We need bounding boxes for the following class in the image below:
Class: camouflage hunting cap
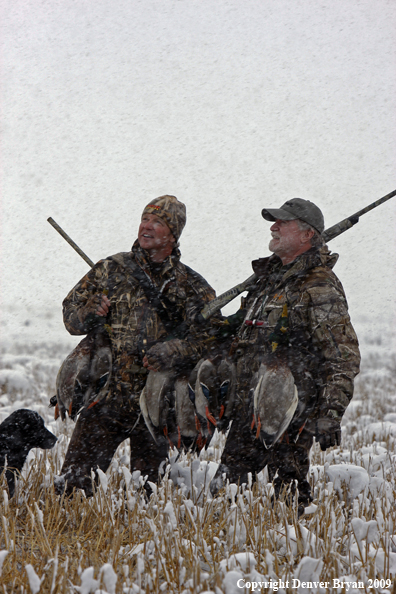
[261,198,325,234]
[142,195,187,241]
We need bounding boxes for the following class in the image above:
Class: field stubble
[0,331,395,593]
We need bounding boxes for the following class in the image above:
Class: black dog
[0,409,57,497]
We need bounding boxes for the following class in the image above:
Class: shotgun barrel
[47,217,95,268]
[201,188,396,319]
[49,188,396,320]
[322,188,396,243]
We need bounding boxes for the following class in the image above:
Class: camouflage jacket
[63,242,216,393]
[231,246,360,423]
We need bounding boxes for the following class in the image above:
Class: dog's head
[0,409,57,451]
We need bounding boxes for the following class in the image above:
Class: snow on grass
[0,309,395,592]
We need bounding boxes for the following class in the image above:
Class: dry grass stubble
[0,349,395,592]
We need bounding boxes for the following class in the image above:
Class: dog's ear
[9,411,38,448]
[3,425,25,450]
[21,411,57,449]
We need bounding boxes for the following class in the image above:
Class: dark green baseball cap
[262,198,325,234]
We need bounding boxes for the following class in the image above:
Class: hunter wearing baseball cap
[210,195,360,520]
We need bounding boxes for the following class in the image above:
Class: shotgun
[199,188,396,319]
[48,188,396,320]
[47,217,95,268]
[322,188,396,243]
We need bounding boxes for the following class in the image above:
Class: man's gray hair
[297,219,324,248]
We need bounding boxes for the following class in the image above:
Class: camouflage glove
[145,340,181,372]
[315,416,341,451]
[79,294,103,321]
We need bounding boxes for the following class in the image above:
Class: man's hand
[142,354,160,372]
[315,417,341,451]
[84,294,110,318]
[143,342,172,372]
[80,294,111,331]
[96,295,110,317]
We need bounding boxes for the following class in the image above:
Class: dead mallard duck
[251,359,298,448]
[188,357,237,440]
[54,327,112,421]
[140,370,198,449]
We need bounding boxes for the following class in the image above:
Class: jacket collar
[131,240,181,276]
[252,245,339,283]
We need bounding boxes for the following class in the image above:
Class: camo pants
[214,413,314,506]
[57,385,169,497]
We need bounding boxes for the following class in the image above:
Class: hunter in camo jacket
[211,198,361,513]
[58,195,216,496]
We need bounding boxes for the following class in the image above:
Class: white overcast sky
[1,0,395,341]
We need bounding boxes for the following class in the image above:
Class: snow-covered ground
[0,307,395,593]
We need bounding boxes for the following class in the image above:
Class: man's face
[138,213,175,256]
[269,219,312,263]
